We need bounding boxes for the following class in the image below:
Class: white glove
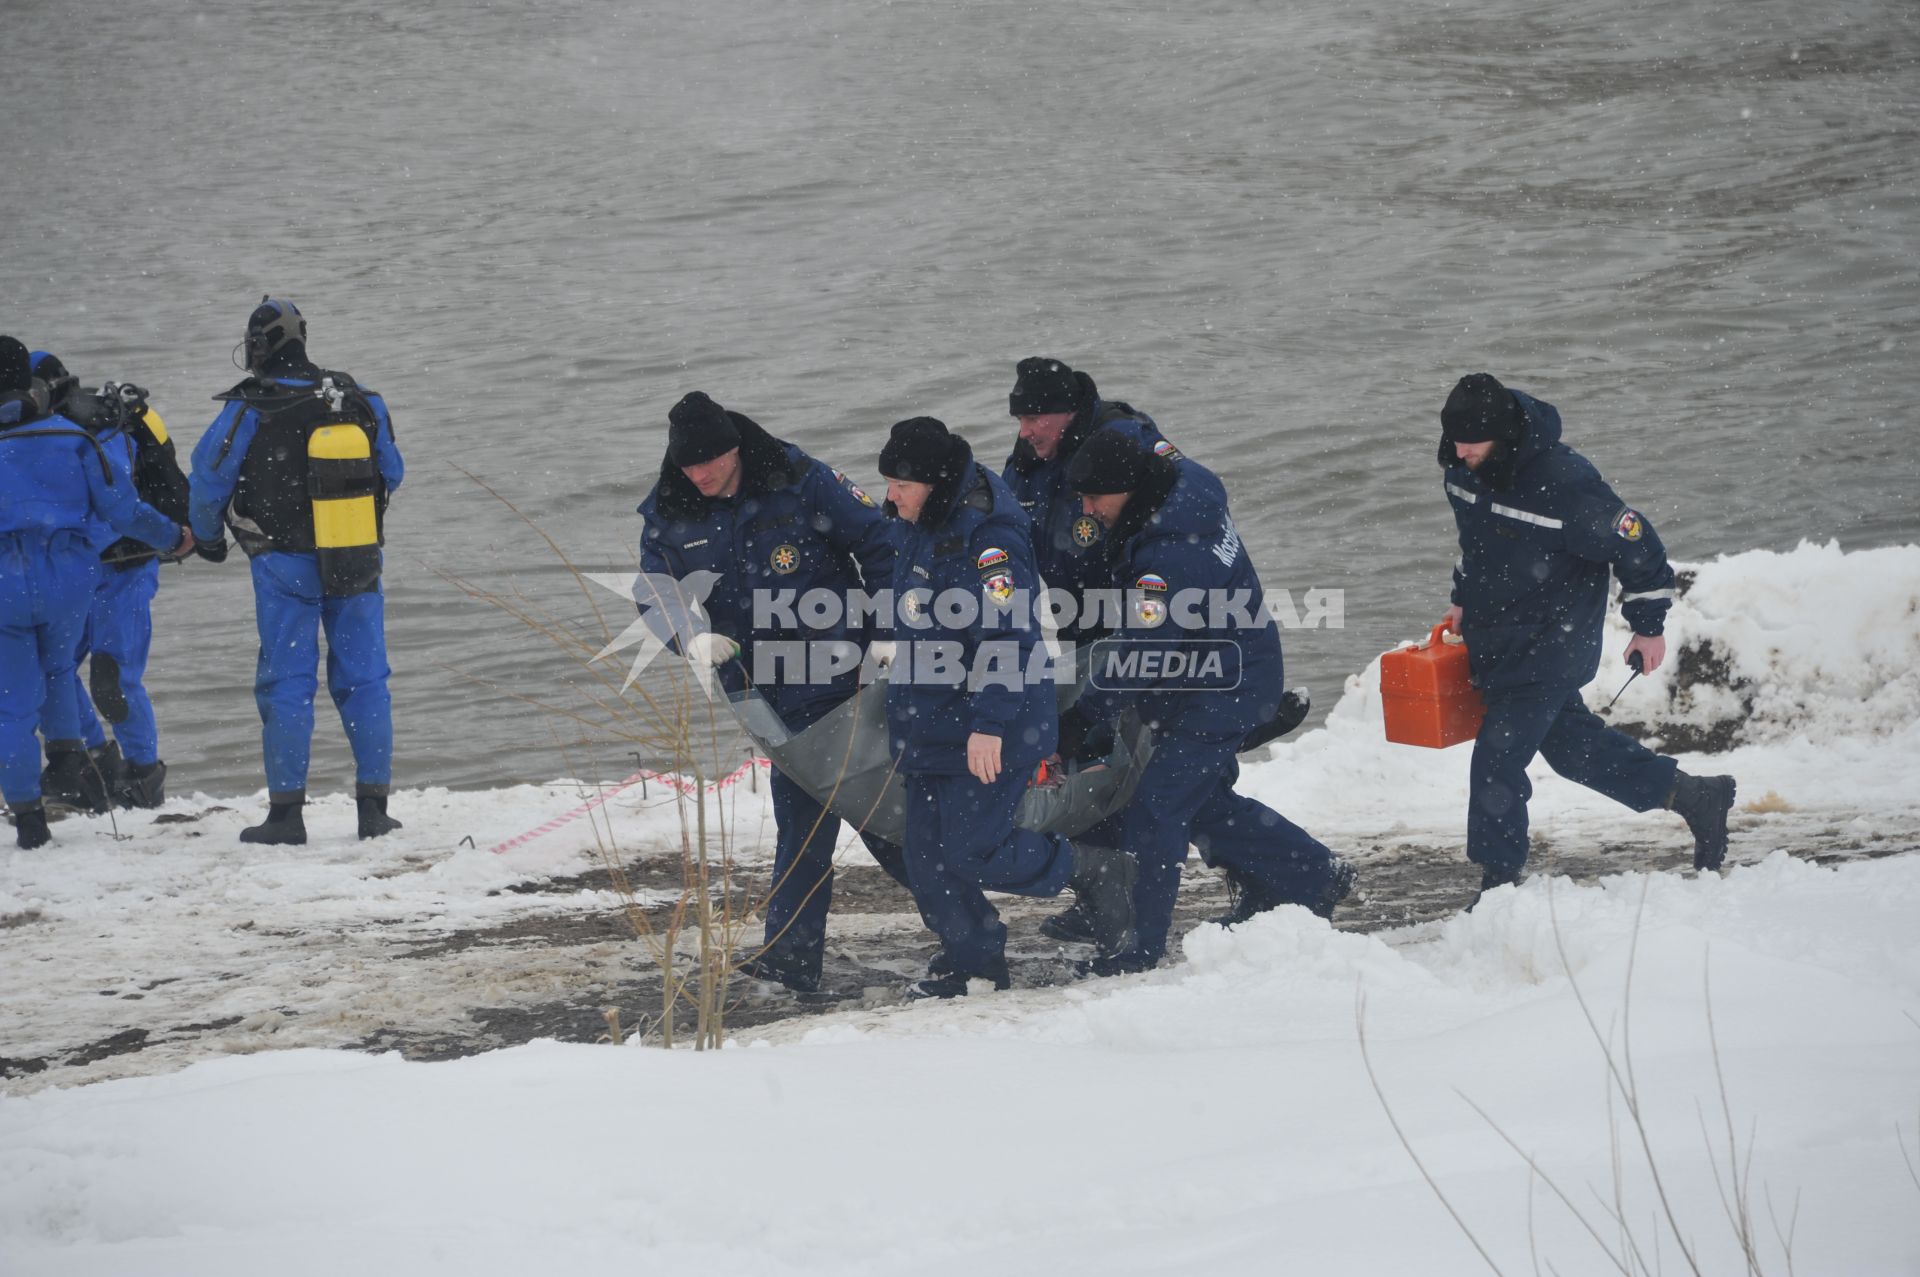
[686,632,739,667]
[867,640,897,668]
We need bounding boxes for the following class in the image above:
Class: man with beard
[1436,373,1737,903]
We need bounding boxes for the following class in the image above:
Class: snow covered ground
[3,541,1918,1274]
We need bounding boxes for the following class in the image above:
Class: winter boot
[1467,861,1524,912]
[356,793,402,841]
[907,954,1011,1000]
[240,800,307,846]
[1037,893,1097,944]
[90,741,126,800]
[1070,843,1138,961]
[1669,772,1737,872]
[115,759,167,810]
[732,948,820,994]
[13,803,52,850]
[1307,858,1359,922]
[40,742,110,815]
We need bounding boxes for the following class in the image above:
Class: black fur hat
[1009,356,1083,416]
[878,416,963,484]
[1441,373,1526,445]
[1068,425,1155,494]
[667,391,743,466]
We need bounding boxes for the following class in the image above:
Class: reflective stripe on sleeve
[1620,588,1677,603]
[1490,502,1564,529]
[1445,482,1477,504]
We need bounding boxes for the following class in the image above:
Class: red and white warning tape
[488,756,772,855]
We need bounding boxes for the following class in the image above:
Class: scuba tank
[215,371,386,595]
[307,381,382,596]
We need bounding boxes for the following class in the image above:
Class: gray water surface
[5,0,1916,795]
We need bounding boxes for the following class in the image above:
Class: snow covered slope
[1,542,1916,1274]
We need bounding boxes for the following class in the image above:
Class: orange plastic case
[1380,622,1486,748]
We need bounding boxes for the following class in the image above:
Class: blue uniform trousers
[759,696,911,983]
[250,551,393,799]
[902,769,1076,977]
[0,534,96,804]
[1121,726,1341,965]
[1469,684,1679,875]
[73,562,161,764]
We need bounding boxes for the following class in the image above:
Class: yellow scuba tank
[308,417,382,596]
[139,406,168,444]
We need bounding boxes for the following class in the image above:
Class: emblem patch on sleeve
[983,571,1015,604]
[1132,573,1169,627]
[976,547,1009,571]
[1614,509,1645,542]
[770,544,800,574]
[1151,439,1183,460]
[832,469,876,507]
[1071,515,1102,548]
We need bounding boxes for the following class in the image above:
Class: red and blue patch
[976,547,1010,571]
[1135,573,1168,592]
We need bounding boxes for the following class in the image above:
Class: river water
[4,0,1916,795]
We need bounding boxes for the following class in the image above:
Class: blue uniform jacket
[1074,460,1285,737]
[639,418,895,720]
[189,376,403,543]
[887,445,1055,775]
[0,411,180,552]
[1444,390,1675,694]
[1002,397,1178,626]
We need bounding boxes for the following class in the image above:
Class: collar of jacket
[654,410,803,520]
[1100,451,1181,560]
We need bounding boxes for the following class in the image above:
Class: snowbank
[2,541,1917,1274]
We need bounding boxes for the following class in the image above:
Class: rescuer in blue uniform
[1001,357,1316,944]
[1065,426,1355,972]
[639,391,908,993]
[878,416,1136,997]
[1,335,190,849]
[30,352,192,810]
[1437,374,1738,901]
[188,299,403,845]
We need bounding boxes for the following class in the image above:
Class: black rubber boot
[1670,772,1737,872]
[90,741,126,800]
[41,743,109,815]
[1071,843,1138,962]
[240,801,307,845]
[115,759,167,809]
[1037,894,1097,944]
[1467,861,1524,912]
[733,949,820,994]
[356,794,402,841]
[14,803,52,850]
[907,955,1011,1000]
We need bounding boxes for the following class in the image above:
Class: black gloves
[195,535,229,564]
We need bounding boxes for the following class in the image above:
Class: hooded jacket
[886,438,1054,775]
[638,410,895,719]
[1442,390,1675,694]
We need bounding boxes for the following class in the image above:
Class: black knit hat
[1068,425,1155,494]
[667,391,742,467]
[878,416,960,483]
[1441,373,1527,445]
[1009,356,1081,416]
[0,336,30,394]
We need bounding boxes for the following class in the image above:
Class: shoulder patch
[1135,572,1168,592]
[1151,439,1182,460]
[1614,508,1645,542]
[976,546,1009,571]
[831,468,876,508]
